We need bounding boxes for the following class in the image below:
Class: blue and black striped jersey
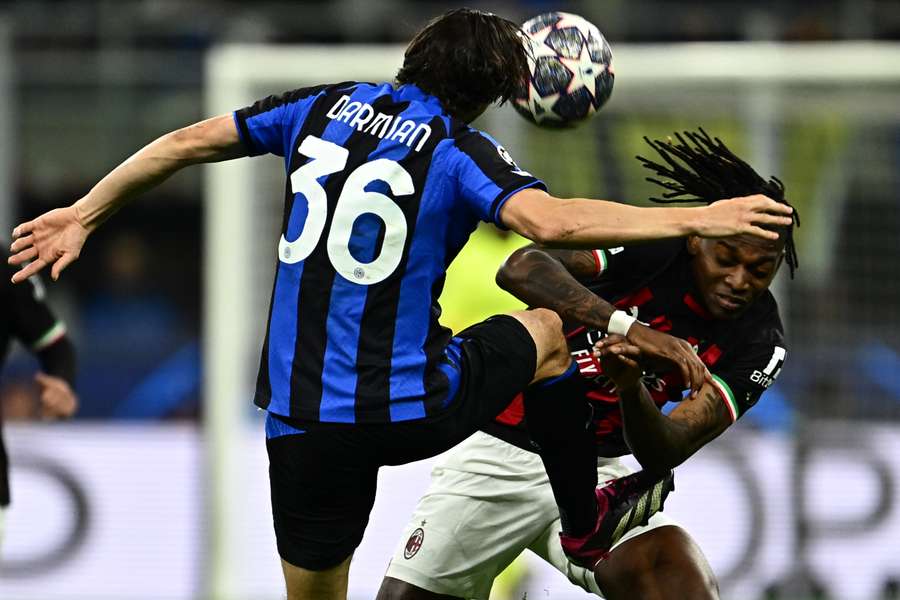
[234,82,546,423]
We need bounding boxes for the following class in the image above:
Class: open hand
[698,194,793,241]
[9,206,89,283]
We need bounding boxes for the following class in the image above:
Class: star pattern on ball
[554,12,597,39]
[558,42,607,98]
[513,12,614,126]
[526,26,562,62]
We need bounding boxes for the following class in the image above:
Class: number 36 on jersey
[279,134,414,286]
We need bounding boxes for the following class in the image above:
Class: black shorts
[266,314,537,570]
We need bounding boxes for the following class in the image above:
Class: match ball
[513,12,615,128]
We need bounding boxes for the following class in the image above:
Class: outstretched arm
[499,187,793,248]
[497,245,710,395]
[9,114,245,282]
[597,337,731,476]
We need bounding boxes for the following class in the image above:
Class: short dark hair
[396,8,528,120]
[637,128,800,278]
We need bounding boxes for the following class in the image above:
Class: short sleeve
[710,337,787,423]
[449,128,547,226]
[233,84,332,157]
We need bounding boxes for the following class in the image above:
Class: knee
[532,307,563,327]
[531,308,568,364]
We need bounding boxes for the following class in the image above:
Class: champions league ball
[513,12,615,128]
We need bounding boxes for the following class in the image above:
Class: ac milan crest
[403,527,425,559]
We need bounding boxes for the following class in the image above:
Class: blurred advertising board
[1,422,898,599]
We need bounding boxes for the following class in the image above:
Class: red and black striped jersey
[484,239,786,457]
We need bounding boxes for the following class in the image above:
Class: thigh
[266,414,380,571]
[595,525,718,600]
[381,316,539,466]
[384,433,555,599]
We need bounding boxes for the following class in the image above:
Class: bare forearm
[501,188,795,246]
[618,384,692,474]
[75,140,186,229]
[497,248,615,330]
[76,115,244,230]
[515,198,702,248]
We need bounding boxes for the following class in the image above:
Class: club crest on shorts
[404,527,425,559]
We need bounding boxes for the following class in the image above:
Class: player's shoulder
[629,238,686,268]
[735,291,785,347]
[606,238,686,278]
[241,81,358,117]
[448,123,498,147]
[445,123,522,168]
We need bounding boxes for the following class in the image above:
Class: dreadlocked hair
[636,127,800,278]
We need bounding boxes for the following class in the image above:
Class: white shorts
[385,431,678,599]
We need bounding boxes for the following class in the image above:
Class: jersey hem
[384,561,477,598]
[257,394,461,428]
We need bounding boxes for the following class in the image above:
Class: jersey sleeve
[233,84,332,157]
[1,258,66,351]
[710,330,787,423]
[449,128,547,226]
[588,239,683,284]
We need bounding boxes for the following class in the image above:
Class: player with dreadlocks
[379,129,798,600]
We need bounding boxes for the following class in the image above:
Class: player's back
[234,81,545,424]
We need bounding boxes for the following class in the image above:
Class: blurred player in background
[1,243,78,548]
[7,9,793,599]
[380,130,798,600]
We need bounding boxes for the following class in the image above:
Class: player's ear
[686,235,702,256]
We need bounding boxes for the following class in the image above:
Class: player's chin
[708,293,749,319]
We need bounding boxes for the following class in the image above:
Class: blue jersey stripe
[267,261,304,413]
[387,156,451,420]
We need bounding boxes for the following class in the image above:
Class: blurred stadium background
[2,1,900,599]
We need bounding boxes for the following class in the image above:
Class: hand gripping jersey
[485,239,787,457]
[233,82,546,424]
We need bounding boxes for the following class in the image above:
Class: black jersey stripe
[421,273,455,416]
[253,283,276,409]
[291,93,409,419]
[353,116,448,422]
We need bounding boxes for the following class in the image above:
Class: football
[513,12,615,128]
